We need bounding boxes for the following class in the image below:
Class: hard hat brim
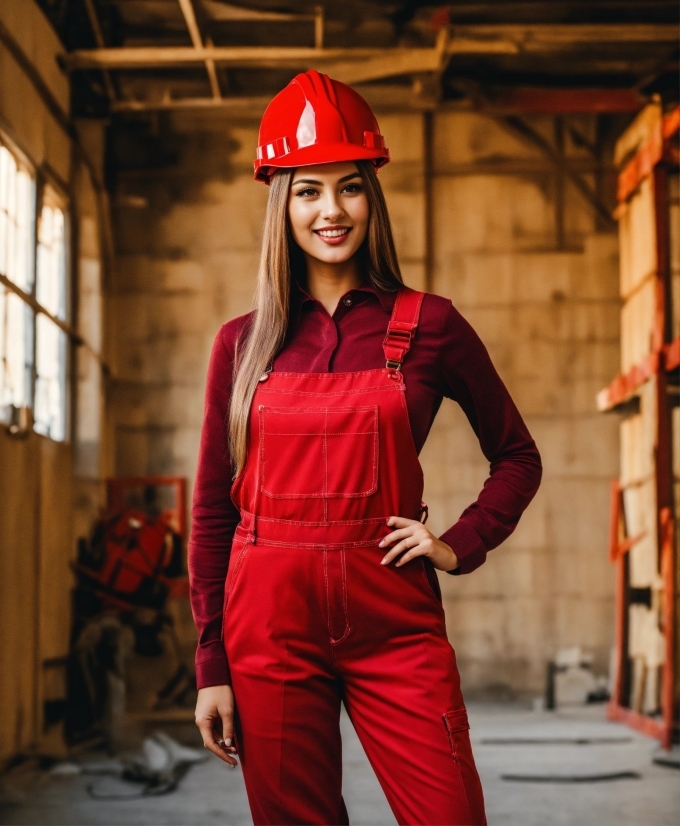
[254,142,390,183]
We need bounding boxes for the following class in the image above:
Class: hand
[379,516,459,572]
[195,685,238,766]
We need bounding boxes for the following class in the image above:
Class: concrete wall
[109,108,620,698]
[0,1,108,761]
[424,112,620,698]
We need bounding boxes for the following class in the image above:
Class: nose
[320,190,344,222]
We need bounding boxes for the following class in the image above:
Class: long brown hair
[228,160,403,477]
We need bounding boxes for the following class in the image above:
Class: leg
[338,549,486,826]
[343,659,485,826]
[225,542,348,825]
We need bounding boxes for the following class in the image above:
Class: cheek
[287,199,313,246]
[347,197,369,242]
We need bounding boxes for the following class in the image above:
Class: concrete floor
[1,705,678,826]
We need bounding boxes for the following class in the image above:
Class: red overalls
[226,288,486,826]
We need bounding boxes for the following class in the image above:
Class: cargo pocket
[443,708,485,825]
[259,405,378,499]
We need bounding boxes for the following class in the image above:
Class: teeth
[317,228,349,237]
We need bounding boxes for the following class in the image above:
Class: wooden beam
[453,23,679,48]
[111,95,270,112]
[177,0,202,49]
[177,0,221,100]
[82,0,116,101]
[321,49,442,86]
[63,23,678,79]
[63,45,407,71]
[499,114,617,228]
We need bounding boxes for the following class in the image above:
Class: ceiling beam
[451,23,678,47]
[110,94,270,112]
[63,23,678,77]
[82,0,116,101]
[63,45,442,71]
[177,0,221,100]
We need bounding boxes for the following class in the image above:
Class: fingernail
[378,540,384,547]
[225,738,232,747]
[381,557,387,565]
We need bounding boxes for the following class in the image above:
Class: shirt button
[342,296,352,306]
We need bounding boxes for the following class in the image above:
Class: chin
[310,243,361,265]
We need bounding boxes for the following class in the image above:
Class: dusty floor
[0,704,678,826]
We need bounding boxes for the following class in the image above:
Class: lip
[313,225,352,246]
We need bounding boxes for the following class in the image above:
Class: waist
[235,508,420,550]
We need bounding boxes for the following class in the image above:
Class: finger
[196,718,238,766]
[386,516,418,529]
[381,537,421,565]
[379,526,415,548]
[219,711,237,753]
[395,545,427,567]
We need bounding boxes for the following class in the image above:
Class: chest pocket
[259,406,379,499]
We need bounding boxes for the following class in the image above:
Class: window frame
[0,128,75,443]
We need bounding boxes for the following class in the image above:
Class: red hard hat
[254,70,390,183]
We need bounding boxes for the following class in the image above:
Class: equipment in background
[66,477,194,747]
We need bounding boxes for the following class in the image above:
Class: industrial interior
[0,1,678,823]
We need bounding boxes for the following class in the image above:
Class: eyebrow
[292,172,362,186]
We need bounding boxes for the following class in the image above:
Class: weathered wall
[424,113,620,697]
[0,1,108,761]
[110,108,620,697]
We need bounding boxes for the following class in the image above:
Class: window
[34,189,68,440]
[0,144,35,415]
[0,136,70,441]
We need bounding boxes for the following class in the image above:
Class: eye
[342,183,363,194]
[294,187,319,198]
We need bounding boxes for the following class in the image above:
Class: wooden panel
[621,277,658,372]
[0,431,40,761]
[618,176,657,300]
[623,481,658,588]
[38,438,74,660]
[614,102,663,168]
[620,381,656,486]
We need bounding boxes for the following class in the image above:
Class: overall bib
[226,288,486,826]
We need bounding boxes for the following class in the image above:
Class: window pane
[34,186,68,441]
[36,199,66,320]
[0,144,35,291]
[34,315,66,441]
[0,289,34,415]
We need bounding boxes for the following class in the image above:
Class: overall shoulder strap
[382,287,425,370]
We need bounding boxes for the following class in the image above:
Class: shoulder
[416,291,468,336]
[214,310,256,356]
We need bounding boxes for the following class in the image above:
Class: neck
[303,254,363,316]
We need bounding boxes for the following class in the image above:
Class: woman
[190,70,541,826]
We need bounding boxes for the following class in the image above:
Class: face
[287,162,369,265]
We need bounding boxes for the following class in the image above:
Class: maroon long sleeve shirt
[189,282,542,688]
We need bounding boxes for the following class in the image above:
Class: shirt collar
[291,278,397,315]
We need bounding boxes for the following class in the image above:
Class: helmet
[254,70,390,183]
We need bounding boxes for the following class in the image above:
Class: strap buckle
[386,326,414,342]
[386,359,402,370]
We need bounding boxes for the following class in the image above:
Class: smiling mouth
[314,227,351,238]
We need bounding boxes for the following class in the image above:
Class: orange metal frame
[604,108,679,749]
